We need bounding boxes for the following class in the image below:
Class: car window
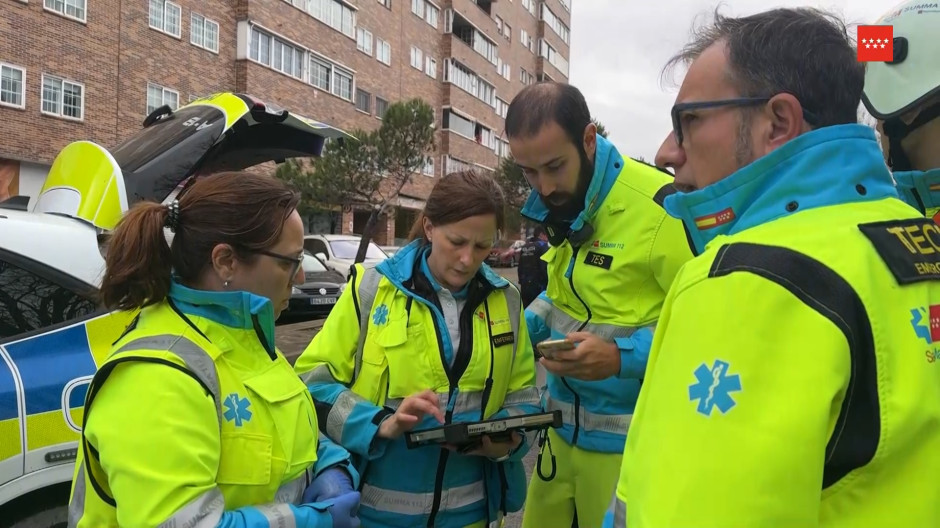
[302,253,328,273]
[0,257,99,340]
[329,240,387,260]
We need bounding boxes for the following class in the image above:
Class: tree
[493,157,529,210]
[592,118,610,138]
[275,98,435,266]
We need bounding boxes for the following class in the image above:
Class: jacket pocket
[371,318,440,400]
[218,432,274,485]
[243,359,319,482]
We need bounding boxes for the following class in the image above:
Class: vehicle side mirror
[315,252,328,261]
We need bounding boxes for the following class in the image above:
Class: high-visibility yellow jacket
[294,242,541,528]
[521,134,693,454]
[607,124,940,527]
[68,281,358,528]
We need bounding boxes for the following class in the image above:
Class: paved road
[274,266,539,527]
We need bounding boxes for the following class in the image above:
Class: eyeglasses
[671,97,770,147]
[254,249,304,278]
[670,96,820,147]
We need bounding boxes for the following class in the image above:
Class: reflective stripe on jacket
[294,241,541,528]
[520,135,694,453]
[68,282,358,528]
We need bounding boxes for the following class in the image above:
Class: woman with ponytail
[68,172,361,528]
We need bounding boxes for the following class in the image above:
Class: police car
[0,93,351,527]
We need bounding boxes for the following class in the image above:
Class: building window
[495,97,508,119]
[191,13,220,53]
[305,0,356,39]
[149,0,182,38]
[355,88,371,113]
[503,22,511,42]
[356,28,373,56]
[376,39,391,66]
[43,0,86,23]
[422,156,434,177]
[250,27,305,80]
[309,55,354,101]
[375,97,388,119]
[521,0,537,17]
[539,39,569,76]
[0,63,26,109]
[520,67,533,85]
[412,0,438,29]
[410,46,423,70]
[443,108,475,140]
[425,2,439,28]
[425,56,437,79]
[444,59,495,107]
[541,4,570,44]
[377,0,391,8]
[147,83,179,115]
[444,155,474,175]
[41,74,84,120]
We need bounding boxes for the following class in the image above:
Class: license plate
[310,297,336,305]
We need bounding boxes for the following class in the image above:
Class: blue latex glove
[296,491,361,528]
[324,491,361,528]
[303,467,355,503]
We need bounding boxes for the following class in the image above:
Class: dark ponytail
[99,201,174,310]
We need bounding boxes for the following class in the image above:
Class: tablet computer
[404,410,563,450]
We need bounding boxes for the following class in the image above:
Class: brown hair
[408,170,506,242]
[99,171,300,310]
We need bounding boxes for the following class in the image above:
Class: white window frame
[375,96,388,119]
[249,26,306,81]
[146,82,180,116]
[149,0,182,39]
[356,27,373,56]
[376,39,391,66]
[422,156,435,177]
[40,74,84,121]
[190,13,220,53]
[425,1,439,28]
[304,0,356,39]
[410,46,423,70]
[309,53,355,102]
[0,63,27,110]
[43,0,87,23]
[425,56,437,79]
[355,88,371,114]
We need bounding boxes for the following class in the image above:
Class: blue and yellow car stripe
[1,310,135,455]
[0,349,22,462]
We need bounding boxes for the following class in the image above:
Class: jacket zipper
[564,244,592,445]
[427,308,450,527]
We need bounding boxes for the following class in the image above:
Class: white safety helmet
[862,1,940,120]
[861,1,940,170]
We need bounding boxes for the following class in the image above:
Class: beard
[542,146,594,222]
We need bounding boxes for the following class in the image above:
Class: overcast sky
[567,0,893,162]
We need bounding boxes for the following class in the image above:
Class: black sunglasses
[254,249,304,278]
[671,96,820,147]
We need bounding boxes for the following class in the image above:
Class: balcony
[538,38,569,77]
[446,6,500,66]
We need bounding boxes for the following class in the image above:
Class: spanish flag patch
[694,207,735,230]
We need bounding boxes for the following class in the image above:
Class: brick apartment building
[0,0,571,244]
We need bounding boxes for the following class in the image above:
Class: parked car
[486,239,525,267]
[283,252,347,318]
[0,92,351,527]
[303,234,389,275]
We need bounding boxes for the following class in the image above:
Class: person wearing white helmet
[862,1,940,220]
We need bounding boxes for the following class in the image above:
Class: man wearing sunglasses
[505,82,693,528]
[604,7,940,528]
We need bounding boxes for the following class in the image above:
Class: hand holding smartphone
[536,338,575,360]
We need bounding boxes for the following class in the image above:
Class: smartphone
[536,338,575,360]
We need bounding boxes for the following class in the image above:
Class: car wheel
[9,504,68,528]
